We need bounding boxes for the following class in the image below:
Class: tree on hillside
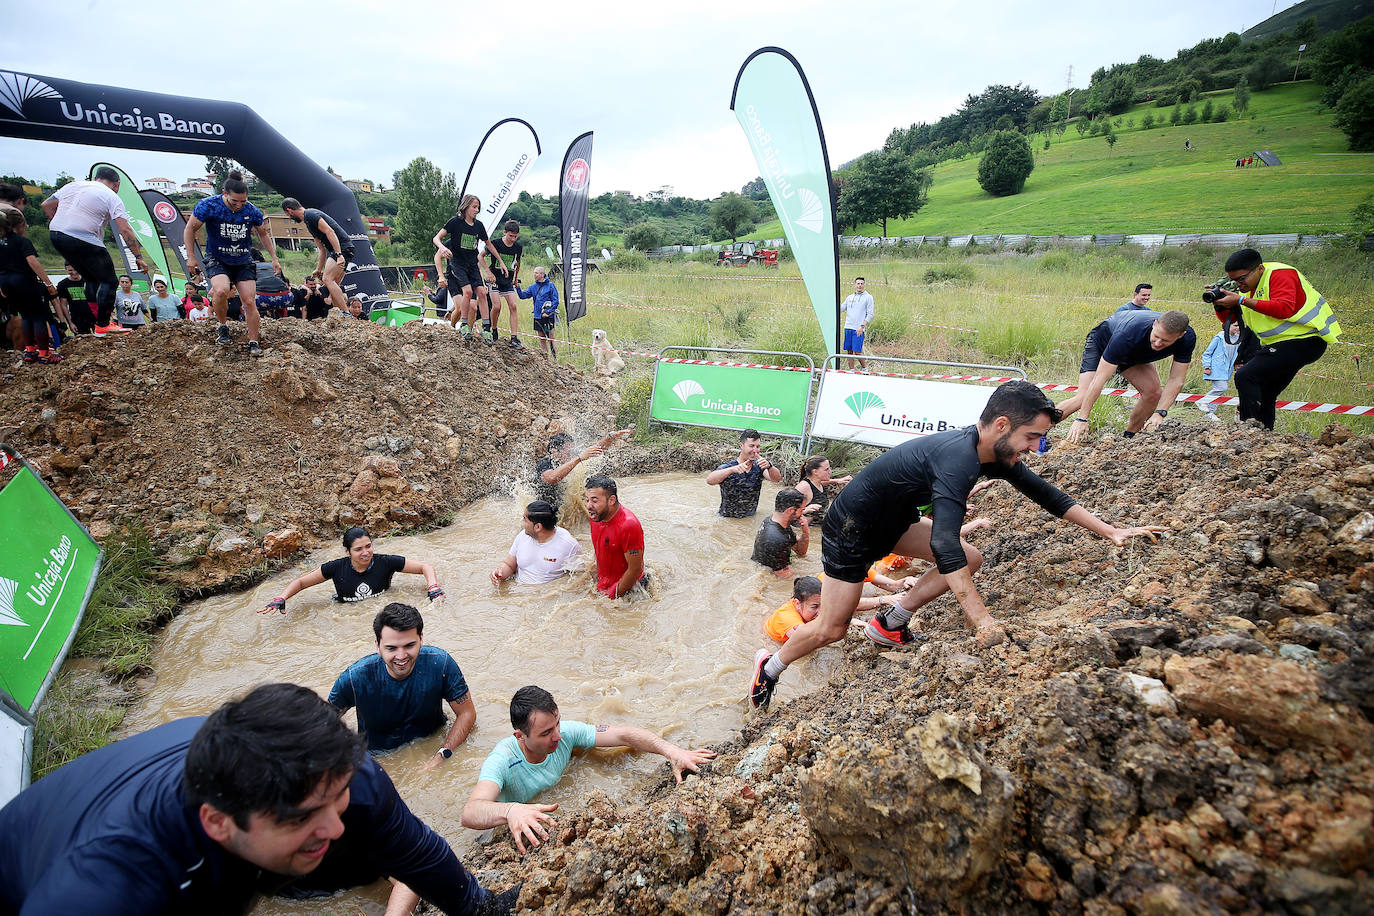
[1334,74,1374,150]
[624,223,662,251]
[1170,102,1182,126]
[395,156,460,261]
[1201,99,1214,122]
[836,149,932,236]
[1233,76,1251,118]
[977,130,1034,197]
[1247,53,1288,92]
[710,193,756,242]
[740,176,769,200]
[1105,129,1118,153]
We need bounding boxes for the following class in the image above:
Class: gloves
[427,585,445,602]
[265,596,286,613]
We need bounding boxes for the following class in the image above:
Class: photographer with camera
[1058,309,1196,444]
[1206,249,1341,429]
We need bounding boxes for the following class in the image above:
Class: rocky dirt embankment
[465,422,1374,915]
[0,317,717,592]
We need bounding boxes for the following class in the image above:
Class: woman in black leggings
[0,209,60,364]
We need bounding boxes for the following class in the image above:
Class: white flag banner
[459,118,541,248]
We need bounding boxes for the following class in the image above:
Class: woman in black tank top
[795,455,852,513]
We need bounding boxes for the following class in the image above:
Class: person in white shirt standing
[113,275,148,330]
[40,166,149,337]
[839,277,875,370]
[490,500,583,585]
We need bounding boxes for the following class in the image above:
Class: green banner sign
[0,464,100,712]
[90,162,177,291]
[651,360,812,438]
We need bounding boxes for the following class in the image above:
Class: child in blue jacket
[1198,326,1239,420]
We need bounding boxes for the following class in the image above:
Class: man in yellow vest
[1210,248,1341,429]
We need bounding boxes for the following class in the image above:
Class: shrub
[623,223,662,251]
[1214,105,1231,123]
[611,248,650,272]
[1334,73,1374,151]
[923,264,976,284]
[1141,113,1156,130]
[1170,103,1182,125]
[976,130,1035,197]
[1201,99,1214,122]
[1038,250,1074,272]
[1182,106,1199,125]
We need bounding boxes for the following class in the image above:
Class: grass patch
[31,674,128,779]
[73,527,179,676]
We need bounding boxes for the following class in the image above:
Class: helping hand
[508,802,559,853]
[667,747,717,783]
[1109,525,1166,547]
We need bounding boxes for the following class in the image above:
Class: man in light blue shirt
[460,686,715,853]
[839,276,875,370]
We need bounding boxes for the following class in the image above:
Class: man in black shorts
[283,199,354,315]
[748,381,1164,710]
[433,195,507,342]
[484,220,524,348]
[1058,308,1195,444]
[751,488,815,577]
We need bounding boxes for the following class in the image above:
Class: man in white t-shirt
[490,501,581,585]
[839,276,875,370]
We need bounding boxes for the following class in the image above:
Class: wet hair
[775,487,805,511]
[184,683,366,830]
[458,194,480,216]
[799,455,828,481]
[1134,283,1153,294]
[739,429,761,443]
[548,432,573,453]
[1158,310,1191,335]
[585,474,617,497]
[0,182,23,205]
[94,166,120,184]
[342,526,371,551]
[510,685,558,733]
[526,499,557,530]
[979,379,1062,427]
[503,220,520,233]
[223,170,248,195]
[1225,248,1263,272]
[373,602,424,640]
[792,575,822,601]
[119,274,132,282]
[281,197,303,212]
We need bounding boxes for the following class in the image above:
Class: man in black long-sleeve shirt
[0,683,518,916]
[748,381,1164,710]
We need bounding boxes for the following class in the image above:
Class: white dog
[591,328,626,376]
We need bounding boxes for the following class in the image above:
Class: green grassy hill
[748,83,1372,240]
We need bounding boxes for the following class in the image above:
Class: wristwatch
[436,746,452,759]
[1156,410,1168,418]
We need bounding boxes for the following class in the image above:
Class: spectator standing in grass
[1113,283,1153,313]
[517,265,559,359]
[114,274,148,330]
[146,278,180,322]
[839,277,875,371]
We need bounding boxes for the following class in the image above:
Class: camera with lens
[1201,277,1240,305]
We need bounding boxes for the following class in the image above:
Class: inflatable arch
[0,69,388,301]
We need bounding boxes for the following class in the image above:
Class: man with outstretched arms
[748,381,1163,710]
[41,165,150,335]
[184,170,280,356]
[0,682,517,915]
[1208,247,1341,430]
[1057,308,1196,443]
[282,199,353,315]
[460,686,715,854]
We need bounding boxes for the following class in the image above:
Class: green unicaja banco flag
[730,48,840,353]
[89,162,176,291]
[651,360,812,438]
[0,455,101,713]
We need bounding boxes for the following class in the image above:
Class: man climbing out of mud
[749,380,1165,711]
[459,686,715,854]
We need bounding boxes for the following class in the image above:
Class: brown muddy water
[124,472,842,914]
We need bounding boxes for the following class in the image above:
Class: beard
[992,431,1020,466]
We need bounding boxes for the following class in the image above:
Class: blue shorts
[843,328,865,353]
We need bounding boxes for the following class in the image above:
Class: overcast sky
[1,0,1300,200]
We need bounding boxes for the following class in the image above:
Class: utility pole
[1293,43,1307,82]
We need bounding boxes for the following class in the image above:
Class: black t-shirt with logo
[487,237,522,276]
[441,216,488,268]
[319,554,407,602]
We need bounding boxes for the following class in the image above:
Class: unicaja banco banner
[811,372,996,448]
[650,360,812,438]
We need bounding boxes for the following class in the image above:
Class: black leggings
[50,231,118,327]
[1234,336,1327,429]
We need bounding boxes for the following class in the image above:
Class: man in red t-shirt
[584,475,646,598]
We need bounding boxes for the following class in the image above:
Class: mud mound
[470,422,1374,915]
[0,317,716,591]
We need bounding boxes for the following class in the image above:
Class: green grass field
[749,83,1373,239]
[571,245,1372,440]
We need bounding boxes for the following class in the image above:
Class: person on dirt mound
[748,380,1164,711]
[259,526,446,614]
[434,194,508,343]
[0,682,521,916]
[1057,308,1195,444]
[458,685,716,855]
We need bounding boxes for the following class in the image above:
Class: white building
[145,177,176,194]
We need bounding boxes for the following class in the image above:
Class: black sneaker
[508,335,524,349]
[749,649,778,710]
[473,884,522,916]
[248,340,262,358]
[215,324,231,345]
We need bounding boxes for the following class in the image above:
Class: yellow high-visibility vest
[1243,262,1341,344]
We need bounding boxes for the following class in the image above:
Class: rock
[40,407,57,422]
[1279,584,1330,616]
[1181,632,1266,655]
[917,712,982,794]
[208,530,255,562]
[311,416,323,427]
[1279,643,1317,662]
[1319,423,1353,446]
[1105,620,1180,656]
[1336,511,1374,543]
[1125,673,1178,715]
[1266,867,1355,904]
[1164,653,1374,751]
[263,526,303,558]
[245,503,265,525]
[348,469,379,500]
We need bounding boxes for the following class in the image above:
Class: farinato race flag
[559,131,593,324]
[88,163,174,288]
[459,118,541,248]
[730,48,840,353]
[140,188,200,289]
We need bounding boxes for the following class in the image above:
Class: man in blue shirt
[1059,309,1196,444]
[460,686,715,853]
[0,683,517,915]
[183,170,281,356]
[328,603,475,768]
[704,428,783,518]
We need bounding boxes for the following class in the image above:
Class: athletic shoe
[1202,412,1222,424]
[37,351,63,364]
[508,335,524,349]
[22,349,38,363]
[864,615,922,648]
[215,325,232,346]
[473,884,523,916]
[248,340,263,358]
[98,323,129,335]
[488,324,499,341]
[458,322,473,340]
[749,649,778,711]
[481,328,494,345]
